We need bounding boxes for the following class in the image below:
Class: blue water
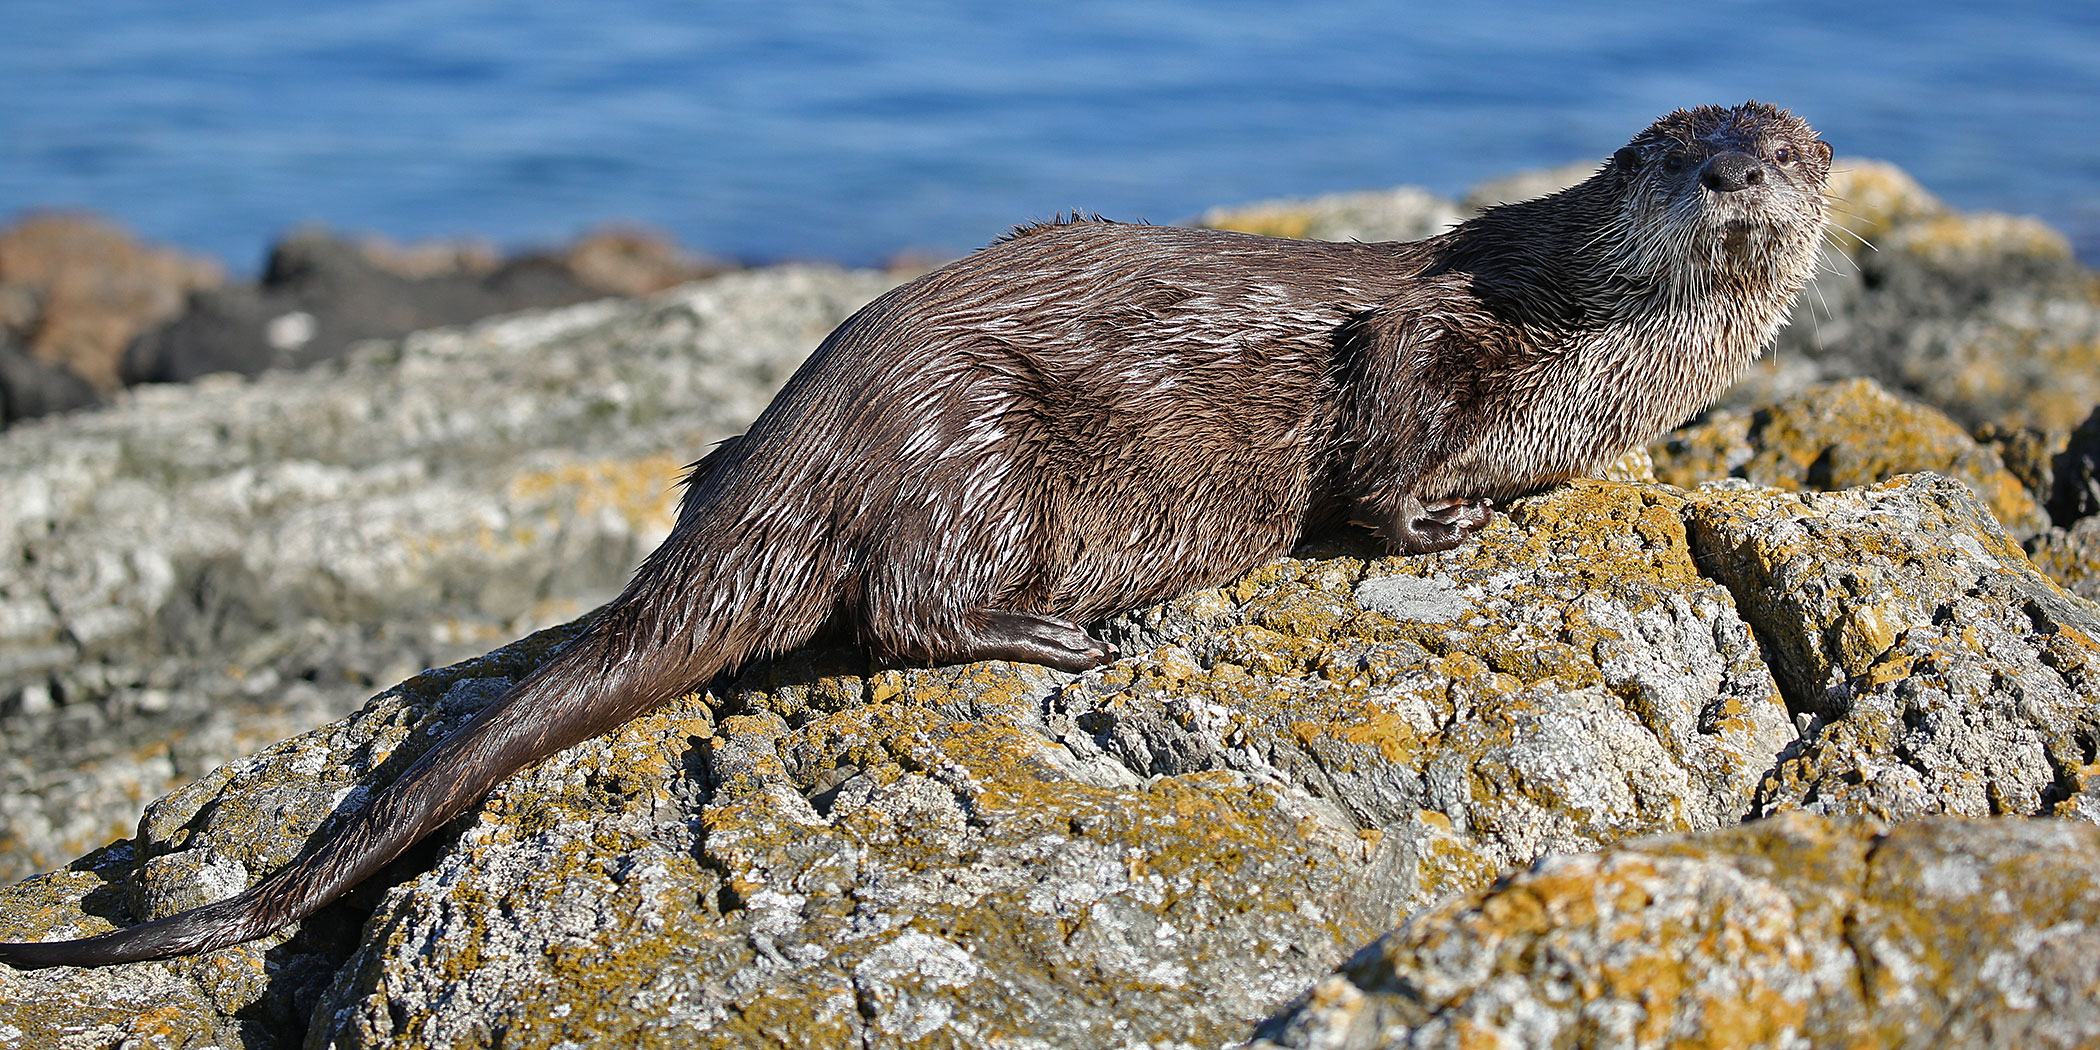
[5,1,2098,271]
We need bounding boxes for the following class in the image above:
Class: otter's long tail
[0,614,711,970]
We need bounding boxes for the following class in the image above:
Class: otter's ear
[1613,146,1642,171]
[1810,140,1833,165]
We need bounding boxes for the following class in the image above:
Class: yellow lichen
[1888,213,2074,268]
[1196,205,1316,240]
[505,452,685,534]
[1823,161,1946,252]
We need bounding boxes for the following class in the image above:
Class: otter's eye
[1613,146,1641,170]
[1774,146,1795,165]
[1661,153,1685,174]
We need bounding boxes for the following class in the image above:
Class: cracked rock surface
[1252,814,2100,1050]
[1684,474,2100,823]
[5,473,2097,1048]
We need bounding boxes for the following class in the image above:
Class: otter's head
[1601,100,1831,298]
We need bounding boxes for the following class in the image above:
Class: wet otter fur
[0,100,1830,968]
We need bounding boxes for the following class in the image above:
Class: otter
[0,100,1829,969]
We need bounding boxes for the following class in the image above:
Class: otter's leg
[866,604,1111,673]
[857,541,1113,671]
[1387,494,1494,554]
[934,610,1113,672]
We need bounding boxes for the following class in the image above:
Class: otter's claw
[1393,497,1494,554]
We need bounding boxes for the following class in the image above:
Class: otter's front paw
[1393,497,1494,554]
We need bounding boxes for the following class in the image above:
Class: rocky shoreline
[0,215,732,428]
[1,159,2098,1048]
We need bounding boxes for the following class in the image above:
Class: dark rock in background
[2051,406,2100,526]
[0,334,98,425]
[121,228,730,386]
[0,213,730,426]
[0,213,223,414]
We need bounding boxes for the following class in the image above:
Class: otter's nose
[1700,152,1764,192]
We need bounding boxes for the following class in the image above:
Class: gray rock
[1195,186,1464,245]
[1681,473,2100,822]
[7,467,2096,1048]
[2029,514,2100,602]
[2050,405,2100,525]
[1252,814,2100,1050]
[0,336,97,425]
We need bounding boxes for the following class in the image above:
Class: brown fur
[0,100,1829,968]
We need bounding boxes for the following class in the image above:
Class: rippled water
[4,1,2096,268]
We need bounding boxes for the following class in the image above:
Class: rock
[0,265,899,886]
[0,477,1791,1048]
[1651,376,2051,538]
[2049,405,2100,526]
[123,230,586,383]
[1457,160,1597,213]
[0,212,224,402]
[6,468,2097,1047]
[340,233,503,281]
[1751,163,2100,432]
[1821,160,1949,249]
[1681,473,2100,820]
[559,227,732,298]
[1252,814,2100,1050]
[2015,406,2100,602]
[0,335,98,426]
[1196,186,1464,245]
[1975,418,2064,507]
[2028,515,2100,604]
[119,224,736,388]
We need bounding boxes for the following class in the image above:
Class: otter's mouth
[1714,215,1783,262]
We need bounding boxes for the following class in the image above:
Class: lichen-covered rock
[1196,187,1463,245]
[11,469,2098,1048]
[2050,405,2100,526]
[1066,480,1793,919]
[1821,161,1948,249]
[1753,163,2100,432]
[1680,473,2100,820]
[1251,814,2100,1050]
[2029,516,2100,603]
[1976,418,2066,508]
[0,265,898,884]
[1651,376,2049,537]
[317,663,1398,1049]
[0,477,1802,1050]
